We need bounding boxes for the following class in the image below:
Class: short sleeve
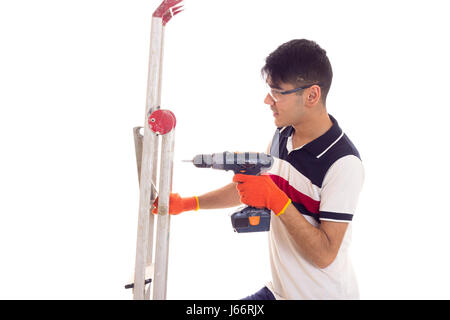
[319,155,364,222]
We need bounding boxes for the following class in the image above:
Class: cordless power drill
[185,151,274,233]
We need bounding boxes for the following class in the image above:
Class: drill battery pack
[231,206,271,233]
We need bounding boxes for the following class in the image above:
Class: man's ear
[306,85,321,105]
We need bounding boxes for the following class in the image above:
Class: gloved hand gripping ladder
[127,0,183,300]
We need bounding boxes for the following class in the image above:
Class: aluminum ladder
[126,0,183,300]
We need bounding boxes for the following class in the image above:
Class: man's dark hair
[261,39,333,104]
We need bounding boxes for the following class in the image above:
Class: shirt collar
[278,114,343,158]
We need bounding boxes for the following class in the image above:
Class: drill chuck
[192,154,214,168]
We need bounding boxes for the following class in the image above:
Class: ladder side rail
[133,16,164,300]
[153,129,175,300]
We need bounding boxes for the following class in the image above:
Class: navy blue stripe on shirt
[292,201,320,222]
[319,211,353,222]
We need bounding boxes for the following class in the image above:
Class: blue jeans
[241,286,276,300]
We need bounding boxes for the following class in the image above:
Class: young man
[153,39,364,300]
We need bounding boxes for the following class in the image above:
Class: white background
[0,0,449,299]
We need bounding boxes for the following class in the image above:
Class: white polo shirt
[265,115,364,300]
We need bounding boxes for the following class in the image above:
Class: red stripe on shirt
[269,174,320,214]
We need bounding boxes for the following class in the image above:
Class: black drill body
[191,151,274,233]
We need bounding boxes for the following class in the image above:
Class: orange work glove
[232,174,291,216]
[152,193,199,215]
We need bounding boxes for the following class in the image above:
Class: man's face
[264,79,306,128]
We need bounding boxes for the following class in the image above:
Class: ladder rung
[124,278,152,290]
[125,264,154,290]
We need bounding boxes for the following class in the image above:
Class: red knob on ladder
[148,109,177,135]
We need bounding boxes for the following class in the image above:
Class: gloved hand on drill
[152,193,199,215]
[233,173,292,216]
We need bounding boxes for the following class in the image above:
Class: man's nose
[264,93,275,106]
